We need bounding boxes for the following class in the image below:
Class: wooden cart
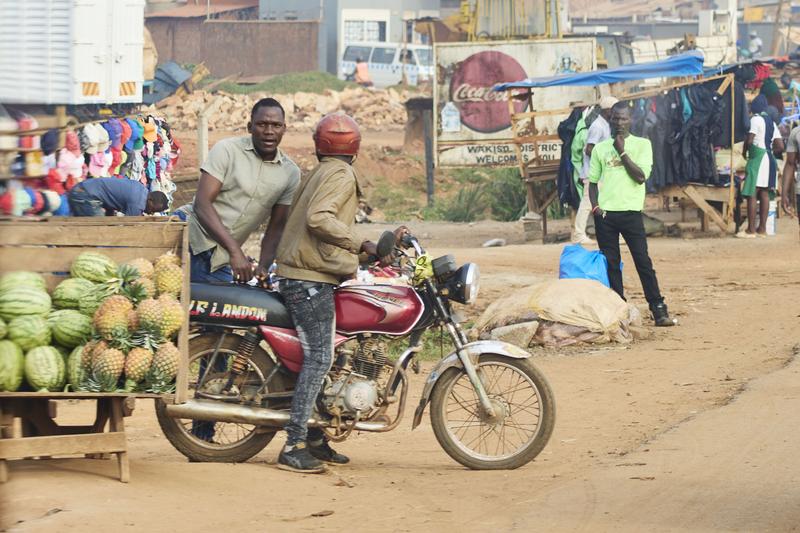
[0,217,190,482]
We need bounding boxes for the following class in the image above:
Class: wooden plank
[0,246,177,273]
[0,432,127,459]
[0,224,184,247]
[661,185,731,203]
[682,185,729,232]
[109,399,130,482]
[0,392,168,399]
[0,216,181,224]
[175,225,191,405]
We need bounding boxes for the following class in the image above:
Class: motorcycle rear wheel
[429,354,555,470]
[155,333,291,463]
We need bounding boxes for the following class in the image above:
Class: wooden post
[728,73,736,222]
[423,109,434,207]
[198,112,209,168]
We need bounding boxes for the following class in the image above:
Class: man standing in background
[781,123,800,240]
[588,101,674,327]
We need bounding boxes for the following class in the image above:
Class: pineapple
[94,295,134,340]
[131,324,164,352]
[154,251,180,271]
[157,294,184,338]
[152,341,180,380]
[155,263,182,297]
[90,347,125,392]
[125,347,154,384]
[136,298,161,332]
[123,258,154,279]
[131,277,155,299]
[127,309,140,331]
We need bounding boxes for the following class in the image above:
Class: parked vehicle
[339,42,434,88]
[156,231,555,470]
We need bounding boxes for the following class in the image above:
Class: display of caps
[0,191,13,215]
[40,129,59,155]
[65,130,80,154]
[13,188,32,215]
[53,193,70,216]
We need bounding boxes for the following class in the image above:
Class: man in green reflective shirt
[588,102,675,327]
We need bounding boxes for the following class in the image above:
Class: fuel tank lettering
[189,300,209,316]
[191,300,268,322]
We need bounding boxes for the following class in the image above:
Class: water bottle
[766,200,777,236]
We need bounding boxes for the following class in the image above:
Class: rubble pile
[152,87,411,132]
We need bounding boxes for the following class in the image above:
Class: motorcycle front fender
[411,340,532,429]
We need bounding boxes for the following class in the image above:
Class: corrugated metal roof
[145,0,257,19]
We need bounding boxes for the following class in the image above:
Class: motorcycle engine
[322,376,380,415]
[321,336,389,417]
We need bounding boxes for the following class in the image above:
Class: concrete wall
[146,18,320,77]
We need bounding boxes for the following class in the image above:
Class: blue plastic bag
[558,244,618,287]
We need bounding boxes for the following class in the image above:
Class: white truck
[0,0,145,107]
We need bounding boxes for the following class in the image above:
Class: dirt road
[2,222,799,532]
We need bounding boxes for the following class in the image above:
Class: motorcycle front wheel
[155,332,291,463]
[429,354,555,470]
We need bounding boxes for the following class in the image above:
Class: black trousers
[594,210,664,308]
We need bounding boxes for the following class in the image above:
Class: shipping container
[0,0,145,105]
[434,39,597,168]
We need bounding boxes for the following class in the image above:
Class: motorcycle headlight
[447,263,480,305]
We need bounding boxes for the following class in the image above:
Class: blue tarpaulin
[493,51,705,91]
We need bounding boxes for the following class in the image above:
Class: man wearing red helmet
[275,112,382,473]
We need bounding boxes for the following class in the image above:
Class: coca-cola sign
[449,51,527,134]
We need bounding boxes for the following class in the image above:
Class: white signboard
[434,39,597,168]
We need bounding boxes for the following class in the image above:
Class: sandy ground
[2,219,800,532]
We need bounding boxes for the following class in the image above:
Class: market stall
[0,217,190,482]
[0,106,181,217]
[494,51,744,239]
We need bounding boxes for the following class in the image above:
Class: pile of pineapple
[80,252,185,393]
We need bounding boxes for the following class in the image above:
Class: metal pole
[423,109,434,206]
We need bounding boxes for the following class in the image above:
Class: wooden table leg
[0,401,11,483]
[109,398,129,483]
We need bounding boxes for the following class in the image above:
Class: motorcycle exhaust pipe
[163,399,388,432]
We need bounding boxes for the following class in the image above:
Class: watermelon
[0,287,52,321]
[0,340,24,391]
[48,309,92,348]
[8,315,51,351]
[52,278,96,309]
[0,271,47,293]
[0,316,6,339]
[25,346,66,391]
[70,252,118,283]
[66,344,88,390]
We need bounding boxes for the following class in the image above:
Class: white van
[339,42,433,88]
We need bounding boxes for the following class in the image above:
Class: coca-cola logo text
[452,84,511,103]
[448,51,527,134]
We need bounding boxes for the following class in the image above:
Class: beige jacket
[276,157,362,285]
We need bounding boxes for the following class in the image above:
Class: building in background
[145,0,321,77]
[260,0,441,74]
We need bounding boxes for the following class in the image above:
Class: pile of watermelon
[0,251,184,394]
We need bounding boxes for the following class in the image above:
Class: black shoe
[309,440,350,464]
[277,442,326,474]
[651,302,675,327]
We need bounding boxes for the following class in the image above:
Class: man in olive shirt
[177,98,300,443]
[177,97,300,284]
[588,102,674,327]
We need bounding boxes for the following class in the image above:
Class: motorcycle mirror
[377,230,396,258]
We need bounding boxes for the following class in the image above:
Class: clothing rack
[616,72,736,231]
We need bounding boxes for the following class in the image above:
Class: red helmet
[313,113,361,156]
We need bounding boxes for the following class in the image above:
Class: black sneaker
[651,302,676,327]
[277,442,326,474]
[309,440,350,464]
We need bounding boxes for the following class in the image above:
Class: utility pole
[771,0,787,56]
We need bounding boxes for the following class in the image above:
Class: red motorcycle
[156,232,555,469]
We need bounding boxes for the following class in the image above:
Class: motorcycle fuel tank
[189,283,293,329]
[334,284,424,335]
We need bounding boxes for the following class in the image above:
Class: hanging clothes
[709,78,750,147]
[556,107,584,210]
